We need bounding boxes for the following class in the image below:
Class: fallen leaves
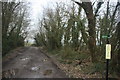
[43,69,53,76]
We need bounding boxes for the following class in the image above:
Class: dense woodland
[2,1,30,56]
[2,0,120,78]
[34,0,120,76]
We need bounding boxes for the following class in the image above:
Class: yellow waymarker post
[106,44,111,59]
[102,35,111,80]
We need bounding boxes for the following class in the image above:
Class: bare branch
[94,1,104,17]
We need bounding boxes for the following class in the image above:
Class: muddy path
[2,47,68,78]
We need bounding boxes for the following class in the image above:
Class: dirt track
[2,47,68,78]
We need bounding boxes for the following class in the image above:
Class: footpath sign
[102,35,111,80]
[106,44,111,59]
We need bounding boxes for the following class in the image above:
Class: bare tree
[72,0,103,62]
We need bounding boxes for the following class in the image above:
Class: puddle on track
[31,66,40,71]
[20,57,30,61]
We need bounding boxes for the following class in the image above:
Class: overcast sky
[29,0,117,23]
[26,0,70,43]
[25,0,118,43]
[29,0,69,27]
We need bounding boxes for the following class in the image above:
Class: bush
[82,62,105,74]
[2,33,25,56]
[59,46,77,60]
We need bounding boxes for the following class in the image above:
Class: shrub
[82,62,105,74]
[59,46,77,60]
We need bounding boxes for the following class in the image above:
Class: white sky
[29,0,117,22]
[26,0,70,43]
[29,0,69,25]
[25,0,118,43]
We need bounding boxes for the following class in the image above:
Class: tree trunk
[116,0,120,75]
[116,22,120,74]
[74,1,97,62]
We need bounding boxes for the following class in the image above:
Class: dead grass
[58,63,103,78]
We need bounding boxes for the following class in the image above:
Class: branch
[109,1,120,30]
[71,0,84,7]
[94,1,104,17]
[12,2,21,12]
